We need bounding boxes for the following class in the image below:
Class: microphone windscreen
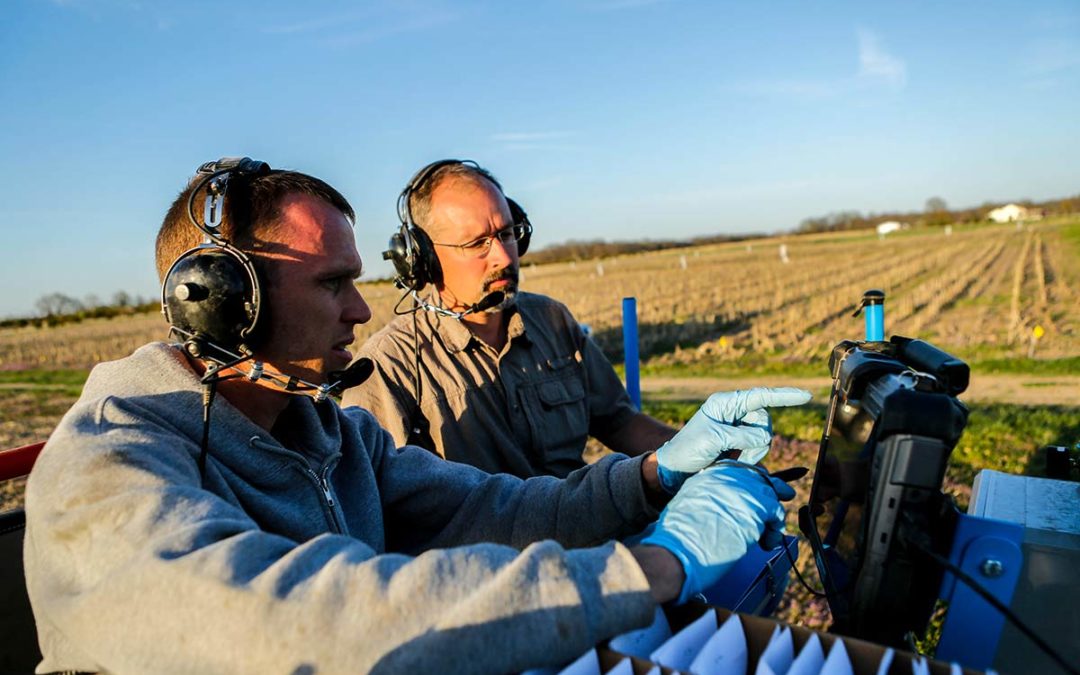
[329,357,374,392]
[472,291,505,313]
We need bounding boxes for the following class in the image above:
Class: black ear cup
[162,246,265,355]
[161,157,270,356]
[382,223,443,289]
[507,198,533,256]
[410,225,442,287]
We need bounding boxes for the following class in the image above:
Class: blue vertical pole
[863,289,885,341]
[622,297,641,410]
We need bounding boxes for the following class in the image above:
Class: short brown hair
[407,161,503,234]
[155,168,355,281]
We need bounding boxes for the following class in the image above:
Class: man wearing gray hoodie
[23,159,804,674]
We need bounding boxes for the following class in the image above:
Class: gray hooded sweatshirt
[24,343,659,674]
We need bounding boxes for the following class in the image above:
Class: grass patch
[0,369,88,397]
[635,354,826,379]
[970,356,1080,376]
[642,397,1078,486]
[951,403,1080,486]
[1061,220,1080,254]
[642,399,829,447]
[0,369,89,387]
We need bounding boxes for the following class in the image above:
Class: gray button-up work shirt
[342,292,638,478]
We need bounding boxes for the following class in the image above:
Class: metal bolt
[980,559,1005,578]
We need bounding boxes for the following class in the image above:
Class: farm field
[2,219,1076,374]
[2,218,1078,636]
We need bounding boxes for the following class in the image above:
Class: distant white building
[876,220,903,237]
[987,203,1032,223]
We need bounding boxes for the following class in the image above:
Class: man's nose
[487,235,516,267]
[344,285,372,325]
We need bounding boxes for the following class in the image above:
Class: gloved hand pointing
[639,461,796,604]
[654,387,811,493]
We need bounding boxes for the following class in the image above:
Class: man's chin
[484,288,518,313]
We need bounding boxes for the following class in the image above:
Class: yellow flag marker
[1033,325,1045,340]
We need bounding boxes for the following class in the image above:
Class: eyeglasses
[431,225,525,259]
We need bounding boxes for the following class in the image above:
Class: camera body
[802,336,970,646]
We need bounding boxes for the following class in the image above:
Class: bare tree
[35,293,83,317]
[925,196,948,213]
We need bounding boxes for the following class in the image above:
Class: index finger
[740,387,812,413]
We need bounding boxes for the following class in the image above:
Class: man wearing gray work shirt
[343,160,678,478]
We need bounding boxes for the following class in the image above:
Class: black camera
[799,335,970,647]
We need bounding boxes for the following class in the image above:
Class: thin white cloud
[260,3,457,46]
[856,28,907,89]
[733,27,907,101]
[490,131,580,153]
[491,132,574,143]
[584,0,674,10]
[321,10,456,47]
[261,10,378,36]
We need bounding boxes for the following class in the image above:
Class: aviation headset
[161,157,272,358]
[383,159,533,290]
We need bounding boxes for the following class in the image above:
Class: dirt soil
[642,374,1080,406]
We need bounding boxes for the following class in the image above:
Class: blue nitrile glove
[654,387,812,493]
[640,461,796,604]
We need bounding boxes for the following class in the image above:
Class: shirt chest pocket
[517,361,589,475]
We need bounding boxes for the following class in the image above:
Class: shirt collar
[433,299,531,354]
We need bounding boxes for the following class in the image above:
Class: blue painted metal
[935,513,1024,669]
[700,535,799,616]
[622,297,641,410]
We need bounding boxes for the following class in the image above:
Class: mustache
[482,268,519,292]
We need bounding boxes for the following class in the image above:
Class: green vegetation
[0,369,89,397]
[1062,220,1080,256]
[641,396,1079,488]
[631,352,1080,379]
[969,355,1080,375]
[634,354,827,379]
[951,403,1080,485]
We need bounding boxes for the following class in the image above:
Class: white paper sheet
[911,655,931,675]
[874,647,895,675]
[649,609,718,671]
[606,658,635,675]
[754,625,793,675]
[819,638,854,675]
[609,607,672,660]
[556,649,601,675]
[688,612,749,675]
[785,633,825,675]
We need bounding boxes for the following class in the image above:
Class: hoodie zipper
[313,466,334,507]
[311,461,343,533]
[249,436,342,533]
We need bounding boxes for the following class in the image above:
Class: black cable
[744,462,829,599]
[412,306,424,414]
[912,538,1079,675]
[198,377,217,481]
[391,287,423,316]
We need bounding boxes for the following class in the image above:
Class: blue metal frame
[935,513,1024,669]
[622,297,641,410]
[700,535,799,616]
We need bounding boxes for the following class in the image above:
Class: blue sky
[1,0,1078,317]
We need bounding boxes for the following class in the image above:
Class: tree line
[796,194,1079,234]
[2,291,158,329]
[525,232,756,265]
